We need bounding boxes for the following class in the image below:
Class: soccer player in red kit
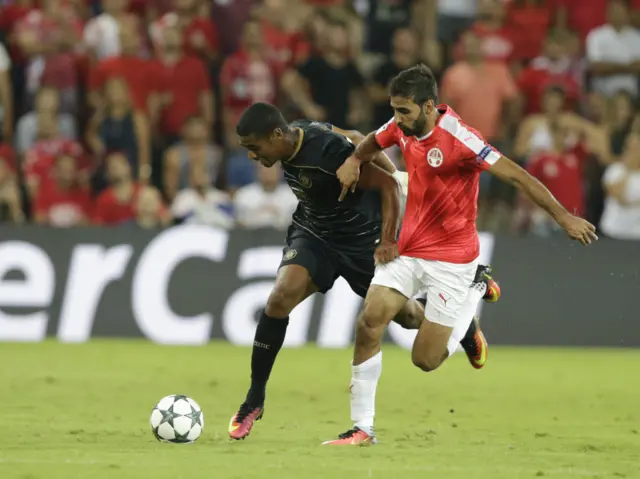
[323,64,597,446]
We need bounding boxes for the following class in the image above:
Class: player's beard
[400,109,428,138]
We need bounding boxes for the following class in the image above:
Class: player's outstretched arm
[488,156,598,245]
[358,163,401,264]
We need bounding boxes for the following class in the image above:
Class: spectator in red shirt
[258,0,310,75]
[463,0,515,64]
[517,30,582,115]
[33,153,92,227]
[0,144,24,223]
[23,113,85,199]
[150,0,219,61]
[88,22,161,119]
[154,24,213,144]
[221,19,277,149]
[0,0,36,37]
[93,151,141,225]
[514,122,587,235]
[507,0,551,62]
[549,0,608,43]
[15,0,83,114]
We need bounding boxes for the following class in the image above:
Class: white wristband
[392,170,409,196]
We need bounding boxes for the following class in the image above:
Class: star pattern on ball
[158,408,174,426]
[186,406,202,429]
[150,395,203,444]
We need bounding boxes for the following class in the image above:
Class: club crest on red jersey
[427,148,443,167]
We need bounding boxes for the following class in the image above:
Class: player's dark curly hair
[236,102,288,138]
[389,64,438,105]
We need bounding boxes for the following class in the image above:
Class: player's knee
[354,315,384,348]
[265,285,304,317]
[411,350,446,373]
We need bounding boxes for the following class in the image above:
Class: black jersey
[282,119,382,255]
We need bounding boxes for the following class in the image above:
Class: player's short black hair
[389,64,438,105]
[236,102,288,138]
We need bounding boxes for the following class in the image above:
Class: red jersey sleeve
[374,118,399,149]
[439,113,503,171]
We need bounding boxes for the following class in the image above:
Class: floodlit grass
[1,341,638,479]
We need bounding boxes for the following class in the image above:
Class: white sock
[350,351,382,435]
[446,282,486,357]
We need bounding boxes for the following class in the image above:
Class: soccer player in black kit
[228,102,500,440]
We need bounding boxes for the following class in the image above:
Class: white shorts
[371,255,478,328]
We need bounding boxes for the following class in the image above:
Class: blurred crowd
[0,0,639,239]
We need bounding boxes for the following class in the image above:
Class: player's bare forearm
[379,180,401,244]
[372,151,397,174]
[489,156,569,223]
[333,126,396,174]
[358,163,401,243]
[353,132,383,165]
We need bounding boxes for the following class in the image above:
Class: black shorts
[279,228,374,298]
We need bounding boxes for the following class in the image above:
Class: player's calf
[410,319,452,372]
[390,298,424,330]
[354,286,406,363]
[229,265,316,441]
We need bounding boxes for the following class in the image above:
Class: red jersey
[23,139,85,187]
[220,50,277,125]
[34,179,92,227]
[375,106,502,264]
[93,184,142,225]
[89,56,161,111]
[153,56,211,135]
[517,59,581,114]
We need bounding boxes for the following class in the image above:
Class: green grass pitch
[1,341,638,479]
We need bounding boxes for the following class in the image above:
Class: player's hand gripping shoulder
[337,132,381,201]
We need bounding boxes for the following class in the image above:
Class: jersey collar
[416,105,448,141]
[285,128,305,162]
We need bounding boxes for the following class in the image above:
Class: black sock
[245,310,289,406]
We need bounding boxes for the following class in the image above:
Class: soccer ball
[150,394,204,443]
